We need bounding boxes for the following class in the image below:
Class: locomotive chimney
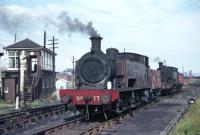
[159,62,163,68]
[90,36,102,53]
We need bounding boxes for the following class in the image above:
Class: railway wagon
[59,36,151,119]
[150,69,161,99]
[178,73,184,88]
[158,62,181,95]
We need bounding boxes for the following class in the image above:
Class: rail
[32,115,86,135]
[0,104,65,135]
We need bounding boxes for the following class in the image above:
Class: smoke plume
[153,56,161,63]
[0,6,100,37]
[56,12,100,37]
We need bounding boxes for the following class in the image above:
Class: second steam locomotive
[59,36,184,120]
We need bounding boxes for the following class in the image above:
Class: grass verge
[0,101,15,114]
[170,98,200,135]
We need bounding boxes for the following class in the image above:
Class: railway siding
[99,87,200,135]
[40,87,198,135]
[0,104,66,135]
[2,85,200,135]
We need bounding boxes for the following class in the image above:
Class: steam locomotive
[59,36,184,120]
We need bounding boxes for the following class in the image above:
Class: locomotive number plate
[76,96,100,101]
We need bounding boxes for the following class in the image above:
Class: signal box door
[4,78,16,102]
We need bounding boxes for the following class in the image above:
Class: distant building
[57,68,73,81]
[1,39,56,102]
[193,73,200,77]
[63,68,73,76]
[57,73,72,81]
[184,72,188,77]
[56,78,72,90]
[189,70,193,78]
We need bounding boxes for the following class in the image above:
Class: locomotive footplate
[59,89,119,105]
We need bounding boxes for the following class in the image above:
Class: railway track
[0,102,149,135]
[1,86,199,135]
[0,104,66,135]
[30,87,200,135]
[80,112,132,135]
[31,115,86,135]
[30,112,132,135]
[159,87,200,135]
[30,102,153,135]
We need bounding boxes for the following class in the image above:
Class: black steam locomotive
[76,37,150,102]
[59,36,183,120]
[158,62,182,94]
[60,36,151,119]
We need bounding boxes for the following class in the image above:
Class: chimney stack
[90,36,102,53]
[159,62,163,68]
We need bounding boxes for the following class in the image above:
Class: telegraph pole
[44,31,46,48]
[14,34,17,43]
[48,36,58,91]
[48,36,58,72]
[72,56,75,88]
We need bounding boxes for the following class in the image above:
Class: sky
[0,0,199,74]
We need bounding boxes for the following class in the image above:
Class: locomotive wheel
[116,100,123,113]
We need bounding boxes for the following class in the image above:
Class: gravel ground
[5,86,200,135]
[100,87,200,135]
[5,111,75,135]
[52,87,199,135]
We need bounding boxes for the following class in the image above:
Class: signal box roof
[4,39,42,49]
[4,38,57,55]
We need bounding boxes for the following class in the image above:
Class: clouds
[0,0,199,73]
[0,5,32,33]
[0,5,100,37]
[0,5,54,34]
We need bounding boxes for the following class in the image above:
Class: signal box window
[8,51,18,68]
[31,58,37,72]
